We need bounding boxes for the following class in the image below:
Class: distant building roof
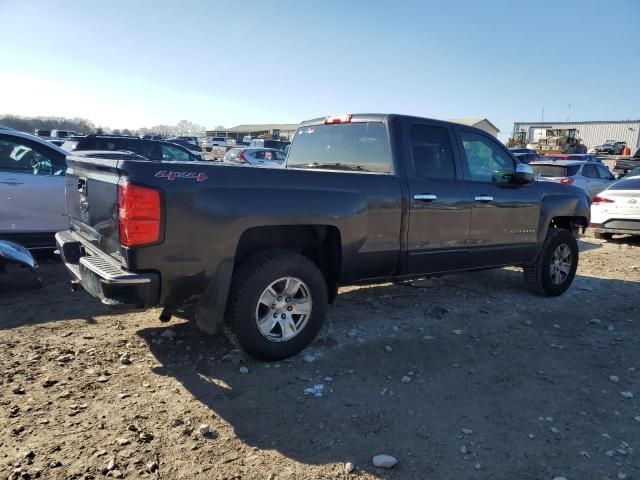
[217,123,299,133]
[448,117,500,133]
[514,120,640,125]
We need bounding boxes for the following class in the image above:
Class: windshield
[287,121,392,174]
[531,164,580,177]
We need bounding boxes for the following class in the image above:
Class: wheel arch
[195,224,342,335]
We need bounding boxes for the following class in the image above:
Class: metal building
[512,120,640,151]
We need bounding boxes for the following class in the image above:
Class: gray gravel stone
[373,454,397,468]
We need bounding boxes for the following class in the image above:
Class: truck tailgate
[65,153,123,262]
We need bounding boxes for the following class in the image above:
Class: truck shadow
[138,268,639,478]
[0,257,110,329]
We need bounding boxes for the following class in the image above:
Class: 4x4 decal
[155,171,208,182]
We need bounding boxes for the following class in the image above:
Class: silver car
[0,128,68,248]
[530,160,615,196]
[223,148,286,168]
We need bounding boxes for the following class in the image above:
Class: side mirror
[513,163,534,184]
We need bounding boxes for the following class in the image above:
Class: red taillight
[118,181,161,247]
[324,114,352,124]
[238,151,249,163]
[559,177,574,185]
[592,195,614,204]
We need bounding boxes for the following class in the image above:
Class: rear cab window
[287,121,392,174]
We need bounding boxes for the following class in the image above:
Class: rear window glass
[610,178,640,190]
[287,122,391,174]
[531,165,580,177]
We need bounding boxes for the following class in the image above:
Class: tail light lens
[118,181,162,247]
[238,151,249,163]
[592,195,614,204]
[559,177,574,185]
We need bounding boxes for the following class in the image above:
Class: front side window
[0,139,63,175]
[460,131,515,183]
[161,144,191,162]
[409,125,455,180]
[287,121,392,174]
[596,165,614,179]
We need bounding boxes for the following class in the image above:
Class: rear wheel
[594,232,612,240]
[524,228,578,296]
[224,252,328,361]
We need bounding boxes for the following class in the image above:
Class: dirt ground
[1,235,639,480]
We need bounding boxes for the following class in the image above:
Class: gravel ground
[1,235,639,480]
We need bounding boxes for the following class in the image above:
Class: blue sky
[1,0,638,139]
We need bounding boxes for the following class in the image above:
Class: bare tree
[175,120,205,136]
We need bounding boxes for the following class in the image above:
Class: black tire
[224,251,328,361]
[524,228,579,296]
[594,232,612,240]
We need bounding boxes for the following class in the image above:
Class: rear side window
[123,140,156,159]
[287,122,391,174]
[409,125,455,180]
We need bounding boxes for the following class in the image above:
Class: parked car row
[60,134,205,161]
[529,160,615,196]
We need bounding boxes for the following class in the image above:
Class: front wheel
[524,228,579,296]
[224,252,328,361]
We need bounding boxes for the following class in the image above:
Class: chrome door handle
[0,180,24,186]
[414,194,438,202]
[474,195,493,202]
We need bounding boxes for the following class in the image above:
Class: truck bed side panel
[119,162,403,306]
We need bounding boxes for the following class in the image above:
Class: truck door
[455,128,540,267]
[401,119,472,274]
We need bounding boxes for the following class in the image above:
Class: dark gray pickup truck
[56,114,590,360]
